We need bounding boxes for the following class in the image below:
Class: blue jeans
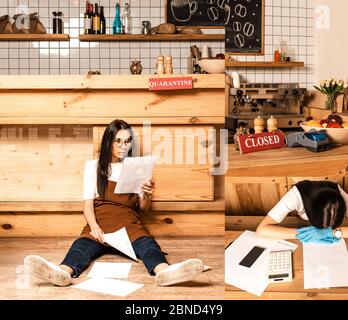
[61,236,168,277]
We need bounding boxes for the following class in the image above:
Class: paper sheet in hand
[114,156,157,194]
[225,231,297,296]
[303,239,348,289]
[87,262,132,279]
[74,278,143,297]
[104,227,138,261]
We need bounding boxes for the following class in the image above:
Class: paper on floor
[74,278,143,297]
[103,227,138,261]
[225,231,297,296]
[114,156,157,194]
[303,239,348,289]
[87,262,132,279]
[203,265,212,272]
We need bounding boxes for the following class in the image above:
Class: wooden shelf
[225,61,305,68]
[0,34,70,41]
[79,33,224,42]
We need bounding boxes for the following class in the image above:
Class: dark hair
[97,119,133,199]
[296,180,346,229]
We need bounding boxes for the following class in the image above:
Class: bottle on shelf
[84,1,91,35]
[122,2,131,34]
[274,39,281,62]
[88,3,94,34]
[113,2,123,34]
[92,3,101,34]
[100,5,106,34]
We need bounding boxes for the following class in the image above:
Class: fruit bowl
[301,122,348,145]
[197,58,225,74]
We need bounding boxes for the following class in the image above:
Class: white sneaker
[155,258,204,286]
[24,255,71,287]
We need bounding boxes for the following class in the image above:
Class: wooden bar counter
[0,74,225,237]
[226,144,348,217]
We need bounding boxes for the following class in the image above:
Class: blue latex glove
[295,226,339,244]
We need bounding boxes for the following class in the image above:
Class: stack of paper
[87,262,132,279]
[103,227,138,261]
[74,278,144,297]
[303,239,348,289]
[225,231,297,296]
[115,156,157,194]
[73,227,143,297]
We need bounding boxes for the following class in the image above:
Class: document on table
[74,278,143,297]
[103,227,138,261]
[87,262,132,279]
[303,239,348,289]
[225,231,297,296]
[114,156,157,194]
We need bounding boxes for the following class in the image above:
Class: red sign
[238,130,286,154]
[149,77,193,91]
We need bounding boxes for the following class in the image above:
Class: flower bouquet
[314,78,347,110]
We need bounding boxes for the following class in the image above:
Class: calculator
[268,250,293,283]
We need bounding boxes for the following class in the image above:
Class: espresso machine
[226,83,307,132]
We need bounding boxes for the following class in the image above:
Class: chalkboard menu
[225,0,264,55]
[165,0,230,27]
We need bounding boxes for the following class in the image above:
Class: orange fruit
[307,120,322,127]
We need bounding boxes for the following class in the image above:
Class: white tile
[100,59,110,69]
[60,59,70,69]
[0,49,8,59]
[90,59,100,69]
[50,59,60,69]
[79,59,90,69]
[0,59,8,68]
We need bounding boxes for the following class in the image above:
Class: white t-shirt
[83,159,123,200]
[268,184,348,223]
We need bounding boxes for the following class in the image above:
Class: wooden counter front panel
[0,89,224,120]
[0,211,225,237]
[94,125,215,201]
[0,125,215,203]
[226,177,288,216]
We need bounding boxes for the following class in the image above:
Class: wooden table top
[225,231,348,300]
[227,144,348,177]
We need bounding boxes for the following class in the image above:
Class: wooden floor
[225,231,348,300]
[0,236,224,300]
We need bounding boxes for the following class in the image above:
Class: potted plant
[314,78,347,111]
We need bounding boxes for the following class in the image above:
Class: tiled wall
[226,0,315,89]
[0,0,225,75]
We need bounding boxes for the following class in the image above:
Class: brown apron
[80,180,151,243]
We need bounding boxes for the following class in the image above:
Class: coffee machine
[227,83,307,131]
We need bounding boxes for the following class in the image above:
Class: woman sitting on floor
[24,119,204,287]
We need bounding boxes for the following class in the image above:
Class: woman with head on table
[24,119,204,287]
[256,180,348,244]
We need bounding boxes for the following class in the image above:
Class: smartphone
[239,246,266,268]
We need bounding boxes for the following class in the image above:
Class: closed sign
[238,131,286,154]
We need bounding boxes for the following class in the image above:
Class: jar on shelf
[52,11,63,34]
[141,21,151,35]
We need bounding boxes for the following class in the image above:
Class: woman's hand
[140,179,155,199]
[90,226,105,243]
[295,226,339,244]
